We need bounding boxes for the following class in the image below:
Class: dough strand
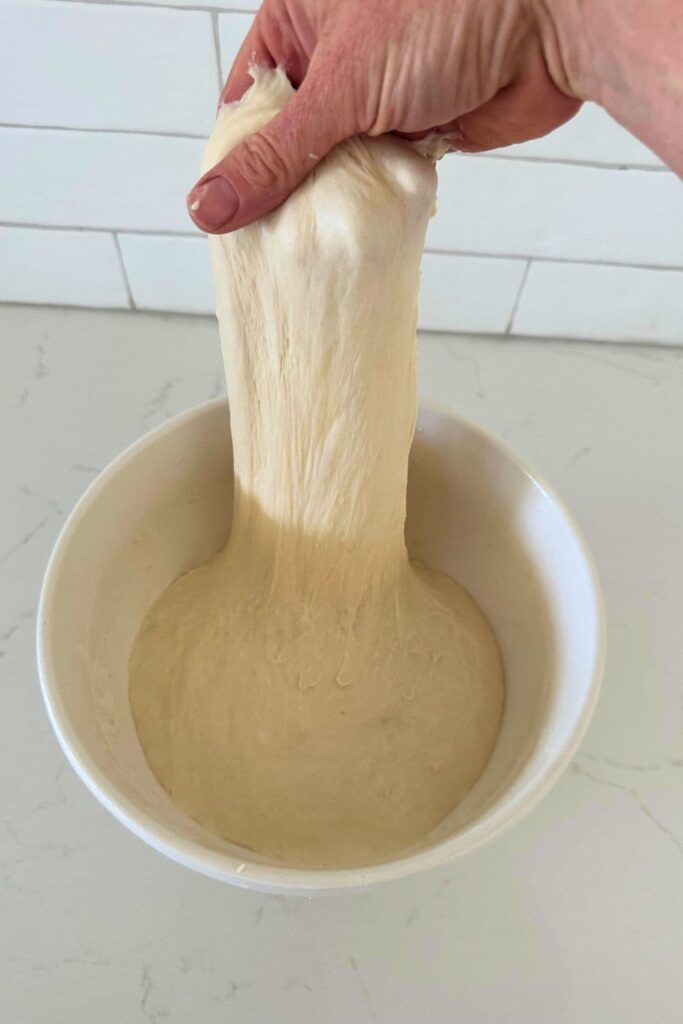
[129,69,504,868]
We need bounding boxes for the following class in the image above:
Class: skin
[187,0,683,234]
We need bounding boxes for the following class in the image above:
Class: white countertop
[2,303,682,1023]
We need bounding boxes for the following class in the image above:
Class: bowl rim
[36,397,605,894]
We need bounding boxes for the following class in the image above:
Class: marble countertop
[2,303,682,1023]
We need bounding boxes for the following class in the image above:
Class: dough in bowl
[129,69,504,868]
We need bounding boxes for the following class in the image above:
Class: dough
[129,69,504,868]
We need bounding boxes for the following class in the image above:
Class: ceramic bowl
[37,399,604,894]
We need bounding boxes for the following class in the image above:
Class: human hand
[187,0,583,234]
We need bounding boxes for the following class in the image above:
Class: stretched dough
[129,69,504,868]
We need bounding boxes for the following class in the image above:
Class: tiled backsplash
[1,0,681,344]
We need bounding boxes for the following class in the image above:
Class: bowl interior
[39,400,602,890]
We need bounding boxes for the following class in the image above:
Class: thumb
[187,70,352,234]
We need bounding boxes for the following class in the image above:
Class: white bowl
[37,399,604,894]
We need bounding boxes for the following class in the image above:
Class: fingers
[188,63,355,234]
[451,59,581,152]
[220,7,313,106]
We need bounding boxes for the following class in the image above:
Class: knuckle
[238,132,290,194]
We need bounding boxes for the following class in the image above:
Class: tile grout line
[0,122,208,141]
[424,247,683,274]
[504,259,531,335]
[210,10,223,89]
[2,223,683,273]
[112,232,137,310]
[467,152,668,173]
[0,129,670,175]
[0,221,203,239]
[53,0,257,14]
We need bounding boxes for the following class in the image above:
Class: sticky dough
[129,69,504,868]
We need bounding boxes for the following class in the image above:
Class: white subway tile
[0,0,218,135]
[418,253,526,334]
[497,104,663,168]
[429,157,683,267]
[0,226,128,308]
[219,13,257,80]
[512,261,683,344]
[0,128,204,233]
[118,234,214,314]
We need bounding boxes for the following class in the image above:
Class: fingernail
[187,177,238,230]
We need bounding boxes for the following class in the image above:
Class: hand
[187,0,583,234]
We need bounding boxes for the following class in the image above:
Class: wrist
[532,0,683,173]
